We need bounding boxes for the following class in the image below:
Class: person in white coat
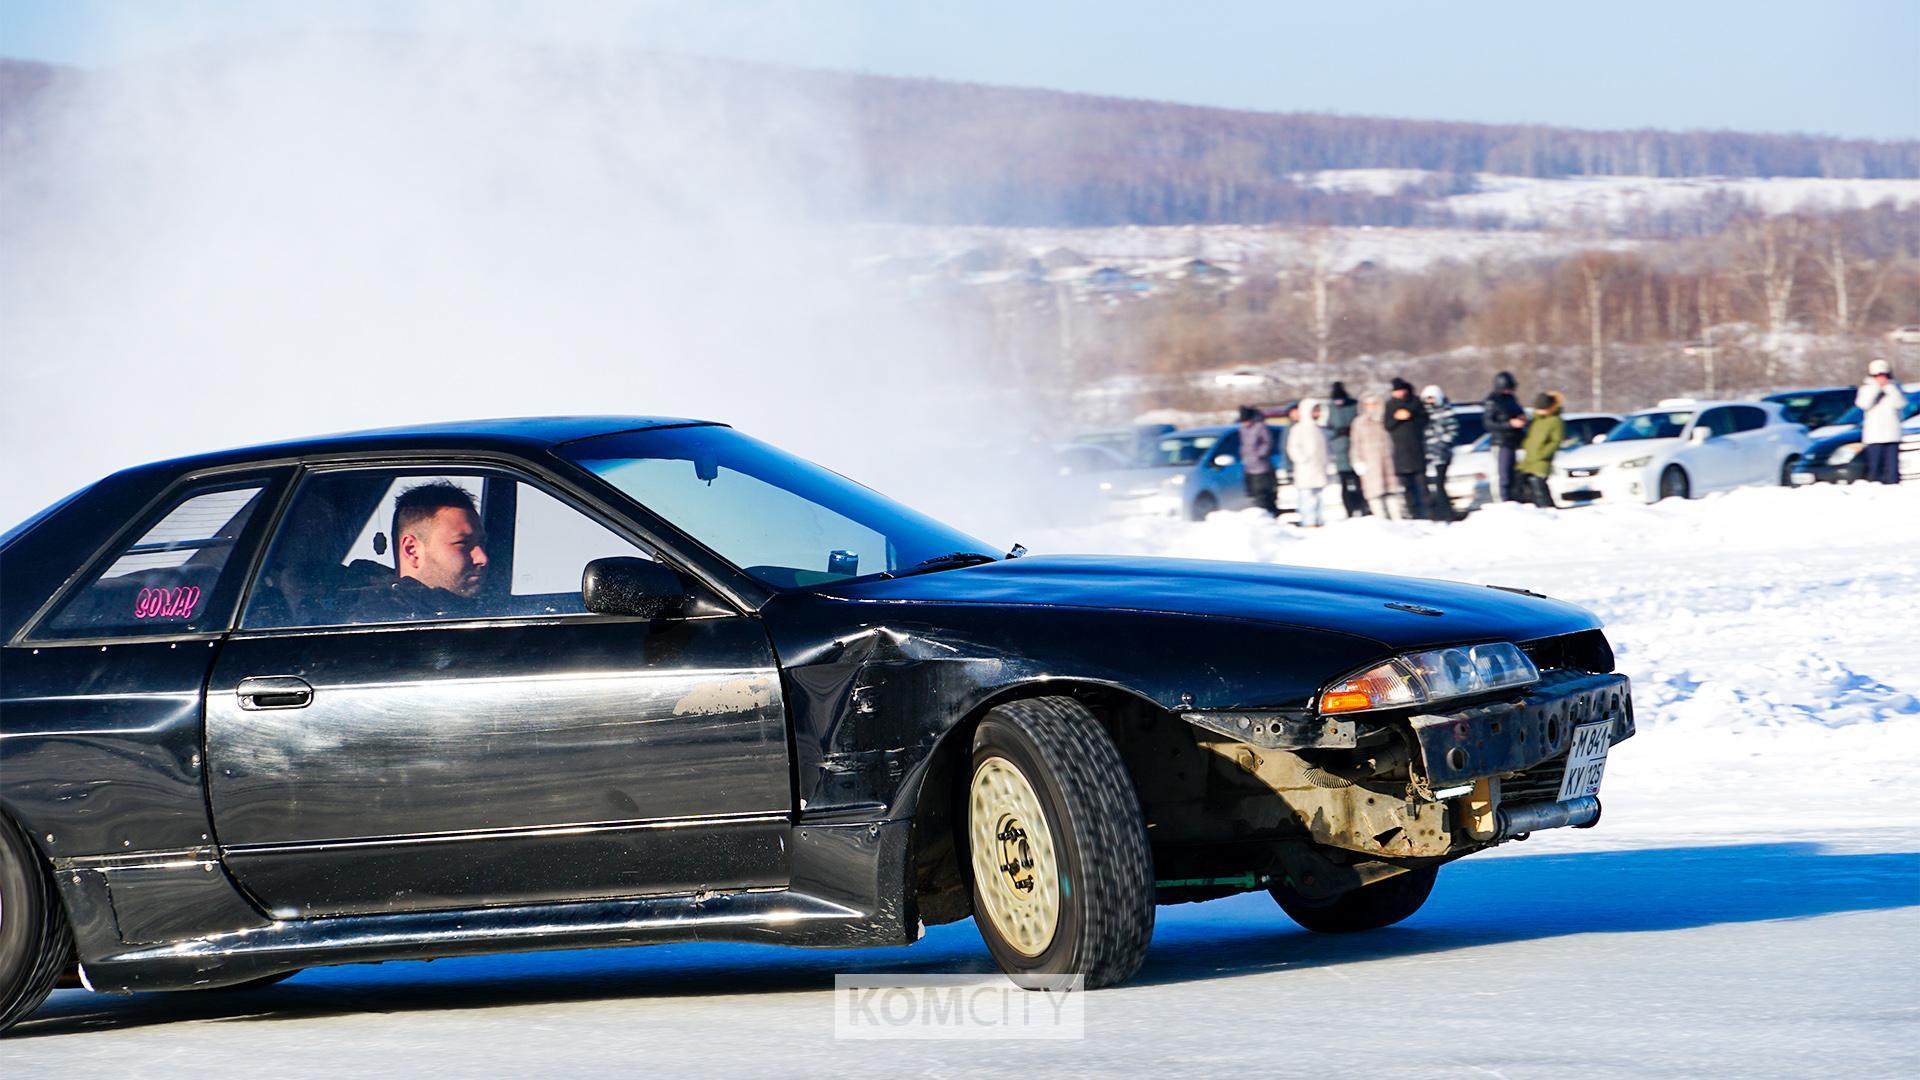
[1857,358,1909,484]
[1287,398,1332,527]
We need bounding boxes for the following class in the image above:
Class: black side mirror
[582,557,691,619]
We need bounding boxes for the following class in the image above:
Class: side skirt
[67,819,916,993]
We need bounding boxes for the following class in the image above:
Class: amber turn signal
[1320,690,1373,713]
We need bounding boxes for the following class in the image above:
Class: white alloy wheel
[968,755,1062,957]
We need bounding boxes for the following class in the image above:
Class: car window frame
[16,465,298,648]
[231,458,723,637]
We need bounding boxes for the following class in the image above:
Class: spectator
[1287,399,1332,528]
[1516,391,1565,507]
[1857,358,1909,485]
[1384,378,1430,520]
[1483,371,1527,502]
[1351,397,1405,519]
[1421,384,1459,522]
[1324,381,1368,517]
[1236,405,1278,516]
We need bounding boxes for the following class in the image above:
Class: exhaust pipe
[1495,796,1601,841]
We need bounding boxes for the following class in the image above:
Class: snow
[9,482,1917,1075]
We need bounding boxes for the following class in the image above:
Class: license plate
[1557,721,1612,801]
[1790,472,1815,486]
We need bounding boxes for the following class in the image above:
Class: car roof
[1639,399,1777,413]
[127,416,715,477]
[1763,386,1852,399]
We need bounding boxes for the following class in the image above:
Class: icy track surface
[11,485,1918,1078]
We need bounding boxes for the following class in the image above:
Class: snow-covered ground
[9,483,1917,1076]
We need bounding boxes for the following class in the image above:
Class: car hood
[820,554,1599,652]
[1559,438,1678,468]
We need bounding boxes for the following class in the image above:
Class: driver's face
[404,507,489,597]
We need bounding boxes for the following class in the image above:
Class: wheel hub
[969,756,1061,957]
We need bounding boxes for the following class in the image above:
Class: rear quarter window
[33,482,272,640]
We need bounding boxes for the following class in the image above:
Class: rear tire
[0,815,71,1036]
[1270,865,1438,933]
[967,697,1155,988]
[1780,456,1800,486]
[1658,465,1691,500]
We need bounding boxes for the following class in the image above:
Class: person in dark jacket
[1236,405,1278,516]
[1383,378,1429,520]
[1420,384,1459,521]
[1324,381,1368,516]
[1483,371,1527,502]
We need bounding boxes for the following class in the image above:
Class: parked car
[1763,387,1857,435]
[1103,423,1295,520]
[1789,384,1920,484]
[1887,325,1920,346]
[1446,413,1621,510]
[0,416,1635,1031]
[1550,399,1811,504]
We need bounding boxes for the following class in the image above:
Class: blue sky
[3,0,1916,139]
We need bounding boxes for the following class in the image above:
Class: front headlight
[1166,473,1187,486]
[1829,442,1862,465]
[1319,642,1540,715]
[1617,455,1653,470]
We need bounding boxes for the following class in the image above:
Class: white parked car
[1550,399,1811,504]
[1446,412,1620,509]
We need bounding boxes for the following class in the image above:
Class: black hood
[821,555,1599,653]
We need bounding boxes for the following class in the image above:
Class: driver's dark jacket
[356,576,482,622]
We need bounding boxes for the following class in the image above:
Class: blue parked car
[1104,423,1294,520]
[1789,384,1920,484]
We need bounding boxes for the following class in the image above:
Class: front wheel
[1189,492,1219,521]
[1270,865,1438,933]
[968,697,1155,988]
[1658,465,1691,501]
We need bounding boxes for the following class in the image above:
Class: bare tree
[1816,223,1894,335]
[1575,253,1611,409]
[1732,216,1806,378]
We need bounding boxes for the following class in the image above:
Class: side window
[1697,408,1737,438]
[1731,406,1768,433]
[38,482,270,639]
[243,469,654,630]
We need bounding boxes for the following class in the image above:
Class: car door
[205,462,793,919]
[1682,407,1741,492]
[1726,405,1775,485]
[1204,429,1246,508]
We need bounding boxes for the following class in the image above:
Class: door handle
[237,676,313,710]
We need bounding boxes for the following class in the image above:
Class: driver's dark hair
[392,481,479,556]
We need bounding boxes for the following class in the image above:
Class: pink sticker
[134,585,201,620]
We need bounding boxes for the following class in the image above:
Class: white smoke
[0,12,1042,543]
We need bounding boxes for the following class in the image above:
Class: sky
[2,0,1916,141]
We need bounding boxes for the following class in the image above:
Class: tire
[1270,865,1438,933]
[0,815,71,1036]
[1189,492,1219,521]
[1658,465,1690,501]
[967,697,1154,988]
[1780,456,1800,486]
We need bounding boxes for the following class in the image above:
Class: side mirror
[1211,453,1237,468]
[1688,426,1713,445]
[582,557,690,619]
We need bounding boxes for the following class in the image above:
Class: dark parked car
[1763,387,1857,432]
[1789,387,1920,484]
[0,417,1635,1032]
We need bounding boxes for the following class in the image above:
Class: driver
[362,482,490,619]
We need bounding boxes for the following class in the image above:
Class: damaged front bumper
[1410,669,1633,843]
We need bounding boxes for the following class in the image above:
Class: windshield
[1769,390,1854,429]
[1606,410,1693,442]
[1143,433,1220,467]
[1831,395,1920,428]
[560,425,993,590]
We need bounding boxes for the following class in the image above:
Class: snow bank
[1028,483,1920,842]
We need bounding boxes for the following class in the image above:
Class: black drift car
[0,417,1633,1032]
